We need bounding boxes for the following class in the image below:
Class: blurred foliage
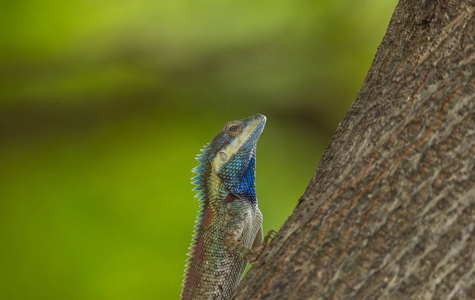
[0,0,396,299]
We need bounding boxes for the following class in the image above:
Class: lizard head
[192,114,266,205]
[212,113,266,204]
[211,113,266,166]
[193,113,265,205]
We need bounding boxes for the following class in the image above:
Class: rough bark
[234,0,475,299]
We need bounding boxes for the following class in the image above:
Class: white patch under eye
[218,151,228,161]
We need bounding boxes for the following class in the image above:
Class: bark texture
[234,0,475,299]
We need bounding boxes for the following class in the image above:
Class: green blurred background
[0,0,396,299]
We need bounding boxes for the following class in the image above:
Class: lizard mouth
[241,114,266,149]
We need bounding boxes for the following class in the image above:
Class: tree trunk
[234,0,475,299]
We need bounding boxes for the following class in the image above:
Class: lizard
[181,113,275,300]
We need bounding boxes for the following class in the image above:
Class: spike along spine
[187,144,210,255]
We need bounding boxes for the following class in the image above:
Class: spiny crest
[191,143,210,191]
[190,143,210,224]
[183,144,211,290]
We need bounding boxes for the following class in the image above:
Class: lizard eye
[224,122,242,135]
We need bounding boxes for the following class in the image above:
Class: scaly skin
[181,114,274,300]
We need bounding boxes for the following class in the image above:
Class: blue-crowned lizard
[181,114,275,300]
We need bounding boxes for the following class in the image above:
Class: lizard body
[181,114,272,300]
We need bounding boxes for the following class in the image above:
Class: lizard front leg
[250,228,276,262]
[224,227,276,262]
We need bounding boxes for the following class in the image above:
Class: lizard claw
[264,230,277,242]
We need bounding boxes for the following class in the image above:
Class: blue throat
[219,145,257,205]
